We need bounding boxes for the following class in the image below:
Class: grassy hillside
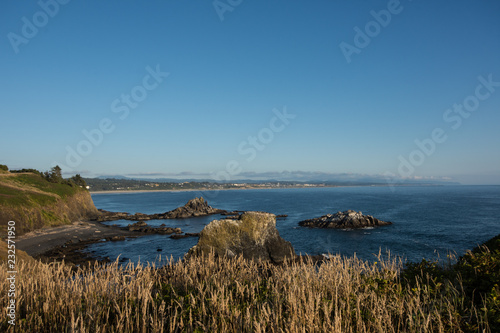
[0,171,98,236]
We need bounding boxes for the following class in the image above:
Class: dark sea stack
[160,197,227,219]
[94,197,226,222]
[299,210,392,229]
[186,212,296,263]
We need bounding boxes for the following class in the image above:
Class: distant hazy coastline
[89,183,451,195]
[89,184,365,194]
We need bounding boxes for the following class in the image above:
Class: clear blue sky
[1,0,499,184]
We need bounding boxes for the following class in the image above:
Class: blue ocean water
[87,186,500,265]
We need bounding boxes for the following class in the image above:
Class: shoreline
[89,186,338,194]
[91,188,222,194]
[16,220,141,266]
[89,183,452,195]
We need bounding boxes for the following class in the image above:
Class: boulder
[170,232,199,240]
[127,221,181,234]
[187,211,295,263]
[128,221,148,231]
[95,210,129,222]
[299,210,392,229]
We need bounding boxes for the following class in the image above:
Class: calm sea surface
[87,186,500,265]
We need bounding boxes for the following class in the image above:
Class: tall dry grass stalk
[0,252,490,332]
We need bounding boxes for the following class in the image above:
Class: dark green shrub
[10,168,43,177]
[401,234,500,332]
[71,174,87,187]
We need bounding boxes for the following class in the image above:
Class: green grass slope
[0,172,98,236]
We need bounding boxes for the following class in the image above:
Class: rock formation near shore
[161,197,225,218]
[127,221,182,234]
[95,197,226,222]
[187,211,296,263]
[299,210,392,229]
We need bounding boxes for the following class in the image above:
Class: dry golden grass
[0,240,35,264]
[0,252,491,332]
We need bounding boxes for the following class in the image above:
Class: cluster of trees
[43,166,87,187]
[44,166,63,183]
[2,164,87,188]
[70,174,87,187]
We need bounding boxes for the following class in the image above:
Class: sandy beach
[90,188,207,194]
[89,185,336,195]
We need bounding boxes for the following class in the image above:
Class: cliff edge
[0,172,98,236]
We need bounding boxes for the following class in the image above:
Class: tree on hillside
[0,164,8,172]
[71,174,87,187]
[45,165,63,183]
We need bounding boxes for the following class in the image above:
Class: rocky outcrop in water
[299,210,392,229]
[96,210,130,222]
[161,197,225,218]
[127,221,182,234]
[186,211,296,263]
[170,233,199,239]
[94,197,226,222]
